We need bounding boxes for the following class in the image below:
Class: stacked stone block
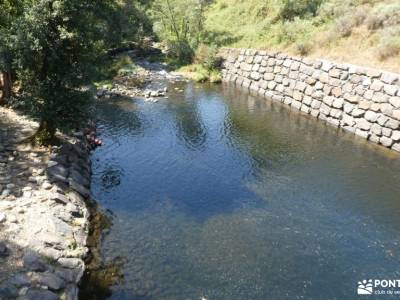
[220,48,400,153]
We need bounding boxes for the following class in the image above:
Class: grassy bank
[176,64,221,83]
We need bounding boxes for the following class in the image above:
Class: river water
[91,81,400,299]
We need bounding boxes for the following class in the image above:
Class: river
[91,80,400,299]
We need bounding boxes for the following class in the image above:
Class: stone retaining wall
[219,48,400,153]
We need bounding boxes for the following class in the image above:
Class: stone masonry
[219,48,400,153]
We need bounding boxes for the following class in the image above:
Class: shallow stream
[91,81,400,299]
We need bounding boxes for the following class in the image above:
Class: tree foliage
[150,0,210,62]
[0,0,24,104]
[0,0,151,143]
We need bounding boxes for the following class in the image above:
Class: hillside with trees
[148,0,400,73]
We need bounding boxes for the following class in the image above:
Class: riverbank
[0,107,93,299]
[95,57,184,103]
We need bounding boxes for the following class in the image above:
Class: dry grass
[309,26,400,73]
[205,0,400,73]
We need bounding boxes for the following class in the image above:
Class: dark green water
[91,81,400,299]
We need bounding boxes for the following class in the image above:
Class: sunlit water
[91,81,400,299]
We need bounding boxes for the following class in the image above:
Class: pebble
[51,193,69,205]
[47,161,58,168]
[0,212,6,223]
[58,258,82,269]
[23,191,32,198]
[6,183,15,190]
[0,242,9,257]
[42,182,52,190]
[1,189,10,197]
[7,214,17,223]
[28,177,37,183]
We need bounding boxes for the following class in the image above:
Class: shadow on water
[94,97,143,138]
[91,81,400,299]
[78,205,124,300]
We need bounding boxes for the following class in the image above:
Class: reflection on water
[91,82,400,299]
[174,85,207,150]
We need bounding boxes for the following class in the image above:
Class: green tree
[279,0,323,20]
[150,0,210,62]
[0,0,152,143]
[0,0,24,104]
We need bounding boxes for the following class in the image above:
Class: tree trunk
[0,70,12,105]
[34,120,57,145]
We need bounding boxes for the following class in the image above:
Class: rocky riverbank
[0,107,93,299]
[96,58,183,103]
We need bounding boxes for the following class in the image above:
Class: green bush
[178,63,221,83]
[168,41,194,64]
[269,18,316,47]
[194,44,220,69]
[109,55,136,76]
[279,0,323,21]
[209,69,222,83]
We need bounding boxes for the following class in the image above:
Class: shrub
[178,63,221,83]
[109,55,136,77]
[209,70,222,83]
[352,7,368,26]
[278,0,323,21]
[366,2,400,30]
[270,18,316,47]
[376,26,400,60]
[335,16,355,37]
[194,44,220,69]
[168,41,194,64]
[180,64,209,82]
[192,71,209,82]
[295,41,313,55]
[365,14,384,30]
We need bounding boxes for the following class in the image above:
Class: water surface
[91,82,400,299]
